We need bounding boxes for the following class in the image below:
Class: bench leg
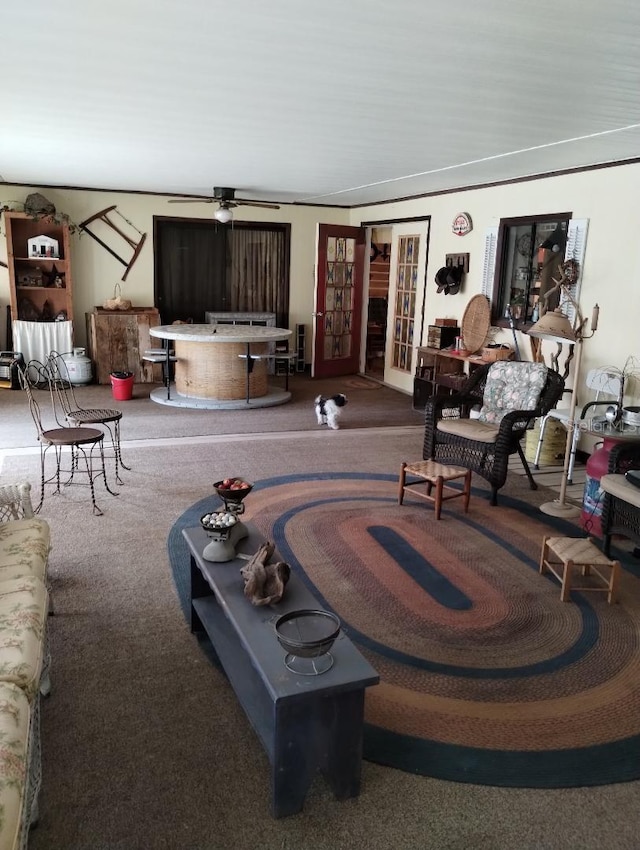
[463,470,472,513]
[271,689,366,817]
[539,536,549,575]
[608,561,621,604]
[398,462,407,505]
[434,476,444,520]
[560,559,573,602]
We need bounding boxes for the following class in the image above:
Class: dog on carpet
[314,393,348,430]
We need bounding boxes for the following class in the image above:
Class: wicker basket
[481,345,512,363]
[524,418,566,465]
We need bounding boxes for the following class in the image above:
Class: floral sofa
[0,483,51,850]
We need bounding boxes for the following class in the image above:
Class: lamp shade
[527,307,576,343]
[214,206,233,224]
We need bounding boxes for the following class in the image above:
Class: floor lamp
[528,285,599,518]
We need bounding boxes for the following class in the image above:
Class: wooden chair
[423,361,565,505]
[19,362,117,516]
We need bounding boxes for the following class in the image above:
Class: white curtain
[12,321,73,366]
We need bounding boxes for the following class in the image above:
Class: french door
[369,219,430,392]
[312,224,366,378]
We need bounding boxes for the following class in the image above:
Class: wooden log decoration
[240,541,291,606]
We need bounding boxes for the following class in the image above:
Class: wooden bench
[183,524,379,818]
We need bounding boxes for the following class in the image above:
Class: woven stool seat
[398,460,472,520]
[539,536,620,603]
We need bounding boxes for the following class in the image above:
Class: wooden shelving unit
[413,346,486,410]
[4,211,73,324]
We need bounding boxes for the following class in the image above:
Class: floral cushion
[0,578,48,702]
[479,362,548,425]
[0,520,50,584]
[0,680,30,850]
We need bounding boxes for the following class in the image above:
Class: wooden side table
[398,460,472,520]
[539,535,621,604]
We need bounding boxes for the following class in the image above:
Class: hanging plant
[0,193,81,233]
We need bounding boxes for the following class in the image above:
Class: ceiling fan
[168,186,279,223]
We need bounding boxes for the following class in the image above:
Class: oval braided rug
[168,472,640,788]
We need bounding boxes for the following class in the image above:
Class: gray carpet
[0,373,422,448]
[1,390,639,850]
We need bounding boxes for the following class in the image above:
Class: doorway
[360,218,430,392]
[364,226,391,378]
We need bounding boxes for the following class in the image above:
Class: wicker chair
[423,361,565,505]
[601,442,640,558]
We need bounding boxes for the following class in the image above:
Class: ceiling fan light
[215,206,233,224]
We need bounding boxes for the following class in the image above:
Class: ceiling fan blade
[236,200,281,210]
[167,198,215,204]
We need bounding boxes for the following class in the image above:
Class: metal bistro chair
[534,367,622,484]
[47,352,130,484]
[19,361,117,516]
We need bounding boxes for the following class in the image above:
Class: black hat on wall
[435,265,463,295]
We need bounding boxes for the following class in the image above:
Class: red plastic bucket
[110,371,134,401]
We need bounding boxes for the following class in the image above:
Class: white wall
[2,163,639,411]
[350,163,640,408]
[0,185,349,356]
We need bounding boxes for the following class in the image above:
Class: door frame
[359,215,431,387]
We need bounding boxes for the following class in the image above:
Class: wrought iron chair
[19,361,117,515]
[47,352,130,483]
[423,361,565,505]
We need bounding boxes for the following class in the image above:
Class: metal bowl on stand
[274,609,341,675]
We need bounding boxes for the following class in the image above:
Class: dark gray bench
[183,524,379,818]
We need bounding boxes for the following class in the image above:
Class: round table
[149,323,293,410]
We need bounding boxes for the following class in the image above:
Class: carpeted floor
[0,372,422,448]
[2,389,640,849]
[169,471,640,789]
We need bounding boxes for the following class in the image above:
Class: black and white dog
[314,393,348,430]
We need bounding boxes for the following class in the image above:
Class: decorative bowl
[200,511,238,540]
[274,609,341,659]
[213,478,253,503]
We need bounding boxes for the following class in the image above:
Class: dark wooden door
[312,224,366,378]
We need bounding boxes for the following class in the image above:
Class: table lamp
[528,276,599,517]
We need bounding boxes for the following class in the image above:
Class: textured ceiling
[2,0,640,207]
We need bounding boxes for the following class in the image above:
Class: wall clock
[452,212,473,236]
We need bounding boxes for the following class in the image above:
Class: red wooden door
[312,224,366,378]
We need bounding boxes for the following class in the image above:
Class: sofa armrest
[0,483,35,521]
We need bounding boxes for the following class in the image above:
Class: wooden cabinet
[4,211,73,323]
[86,308,161,384]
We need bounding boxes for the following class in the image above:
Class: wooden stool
[539,536,620,604]
[398,460,472,520]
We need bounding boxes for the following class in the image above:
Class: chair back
[19,359,68,437]
[478,361,550,424]
[46,351,80,417]
[585,368,622,399]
